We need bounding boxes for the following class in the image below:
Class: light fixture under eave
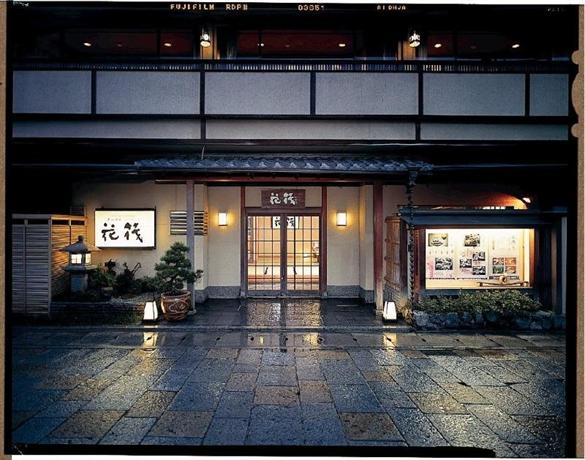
[338,42,347,48]
[163,42,173,48]
[512,43,521,49]
[408,31,421,48]
[336,211,347,227]
[218,211,228,226]
[433,43,442,49]
[200,31,212,48]
[83,42,92,47]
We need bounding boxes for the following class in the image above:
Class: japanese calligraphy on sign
[95,210,156,248]
[261,190,306,209]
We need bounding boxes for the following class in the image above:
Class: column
[186,180,195,309]
[373,183,384,311]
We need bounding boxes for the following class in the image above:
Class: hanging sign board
[95,209,156,248]
[261,189,306,209]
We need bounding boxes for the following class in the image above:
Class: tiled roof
[135,155,433,174]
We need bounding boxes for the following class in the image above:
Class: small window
[160,31,195,57]
[64,30,158,57]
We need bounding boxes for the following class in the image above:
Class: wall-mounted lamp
[218,211,228,226]
[200,29,212,48]
[336,211,347,227]
[408,30,421,48]
[521,196,532,205]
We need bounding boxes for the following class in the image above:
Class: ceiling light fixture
[200,30,211,48]
[512,43,520,49]
[338,42,347,48]
[408,30,421,48]
[83,42,92,47]
[163,42,173,48]
[433,43,442,48]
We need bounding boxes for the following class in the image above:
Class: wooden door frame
[242,207,323,297]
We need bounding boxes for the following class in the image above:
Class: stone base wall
[359,287,375,304]
[327,285,360,298]
[207,286,241,299]
[411,309,565,331]
[193,288,209,303]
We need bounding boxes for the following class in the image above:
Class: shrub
[154,242,203,295]
[414,290,542,315]
[114,263,142,296]
[139,276,161,293]
[88,266,116,289]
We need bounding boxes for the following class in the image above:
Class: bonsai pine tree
[154,242,201,295]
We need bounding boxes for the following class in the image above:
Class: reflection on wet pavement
[188,298,384,329]
[9,299,566,456]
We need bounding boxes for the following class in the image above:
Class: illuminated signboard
[95,209,156,248]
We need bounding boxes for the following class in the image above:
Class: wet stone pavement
[9,324,566,456]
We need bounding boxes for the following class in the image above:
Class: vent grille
[170,210,208,236]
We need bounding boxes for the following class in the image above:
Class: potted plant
[154,242,203,321]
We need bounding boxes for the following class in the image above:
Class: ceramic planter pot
[161,290,191,321]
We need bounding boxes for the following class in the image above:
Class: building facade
[8,2,578,316]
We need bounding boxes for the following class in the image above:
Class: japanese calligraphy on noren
[95,210,155,248]
[261,190,306,209]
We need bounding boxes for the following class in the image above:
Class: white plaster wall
[72,181,187,278]
[244,186,322,208]
[207,187,241,287]
[359,185,374,291]
[326,187,360,286]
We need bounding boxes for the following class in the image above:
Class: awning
[134,155,433,175]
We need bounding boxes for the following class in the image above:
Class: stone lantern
[60,235,100,293]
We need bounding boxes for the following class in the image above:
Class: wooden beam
[186,180,195,309]
[373,183,384,310]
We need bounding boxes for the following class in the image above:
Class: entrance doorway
[246,213,321,296]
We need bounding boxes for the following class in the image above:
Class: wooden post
[572,7,584,456]
[320,186,327,296]
[373,183,384,311]
[186,180,195,309]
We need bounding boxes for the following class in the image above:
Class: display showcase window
[425,228,534,289]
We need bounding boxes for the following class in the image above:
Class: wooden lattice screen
[11,215,87,317]
[384,216,407,304]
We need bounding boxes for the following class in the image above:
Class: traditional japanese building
[8,2,578,318]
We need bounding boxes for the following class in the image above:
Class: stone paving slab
[99,417,157,445]
[390,408,449,447]
[339,413,403,441]
[9,325,566,456]
[203,417,249,445]
[126,391,176,418]
[50,410,124,439]
[148,411,213,438]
